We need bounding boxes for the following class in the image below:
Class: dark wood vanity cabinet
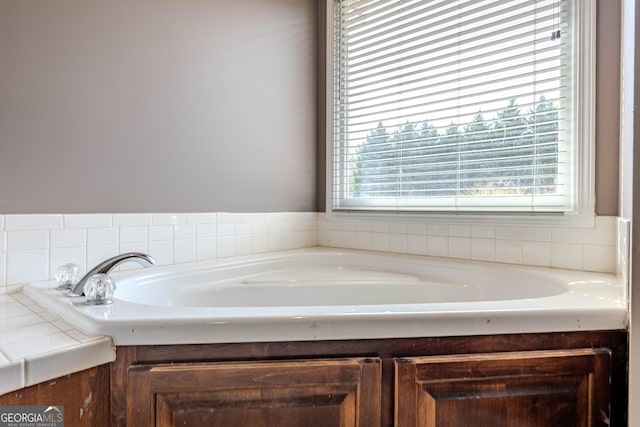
[394,349,612,426]
[111,331,627,427]
[126,358,381,426]
[0,365,111,427]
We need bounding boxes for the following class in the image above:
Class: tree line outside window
[350,96,559,199]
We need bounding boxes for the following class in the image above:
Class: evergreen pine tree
[527,95,559,194]
[352,122,399,197]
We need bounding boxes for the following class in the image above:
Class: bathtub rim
[22,248,627,345]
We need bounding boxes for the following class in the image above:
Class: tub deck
[23,248,626,345]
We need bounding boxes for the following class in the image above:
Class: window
[329,0,595,222]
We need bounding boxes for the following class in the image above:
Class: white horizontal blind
[332,0,575,213]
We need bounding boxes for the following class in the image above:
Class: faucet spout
[69,252,156,297]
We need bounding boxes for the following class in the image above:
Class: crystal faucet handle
[84,273,116,305]
[54,263,82,290]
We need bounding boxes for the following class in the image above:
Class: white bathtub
[23,248,626,345]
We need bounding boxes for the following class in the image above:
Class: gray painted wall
[0,0,317,213]
[595,0,621,216]
[0,0,621,216]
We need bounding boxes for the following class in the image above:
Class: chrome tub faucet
[69,252,156,297]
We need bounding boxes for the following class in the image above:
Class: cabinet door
[394,348,611,427]
[127,357,381,427]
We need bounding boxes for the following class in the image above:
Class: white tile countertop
[0,293,114,395]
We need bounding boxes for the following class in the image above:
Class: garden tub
[23,248,626,345]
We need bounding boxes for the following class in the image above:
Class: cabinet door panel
[395,348,611,427]
[128,357,381,427]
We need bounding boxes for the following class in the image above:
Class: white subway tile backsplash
[217,223,235,237]
[266,232,283,252]
[372,233,390,252]
[120,227,148,243]
[389,222,408,235]
[496,226,522,241]
[551,243,583,270]
[407,235,427,256]
[427,236,448,257]
[596,216,616,230]
[152,213,187,225]
[148,240,173,266]
[356,232,373,251]
[235,223,252,236]
[292,231,315,249]
[583,244,615,273]
[0,252,6,288]
[449,237,470,259]
[87,228,118,246]
[495,239,521,264]
[280,219,295,233]
[251,221,267,235]
[372,222,390,233]
[196,224,216,238]
[50,229,86,248]
[428,224,448,236]
[583,227,615,246]
[242,213,265,223]
[196,238,216,260]
[522,227,552,242]
[218,213,242,224]
[449,225,470,238]
[64,214,111,229]
[173,225,197,240]
[320,230,340,248]
[407,223,427,236]
[521,241,551,267]
[173,239,196,263]
[7,250,48,285]
[552,228,583,244]
[87,245,119,270]
[235,235,252,256]
[341,231,358,249]
[187,213,217,224]
[217,236,236,258]
[252,234,268,254]
[389,233,408,253]
[0,212,621,295]
[148,226,173,241]
[265,213,284,222]
[119,242,148,256]
[112,214,152,227]
[471,225,495,239]
[326,219,343,232]
[5,215,63,231]
[341,220,358,232]
[266,221,282,234]
[356,221,374,232]
[471,238,495,262]
[8,231,49,251]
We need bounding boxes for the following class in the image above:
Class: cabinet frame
[110,330,627,426]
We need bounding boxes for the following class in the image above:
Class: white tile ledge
[0,294,114,396]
